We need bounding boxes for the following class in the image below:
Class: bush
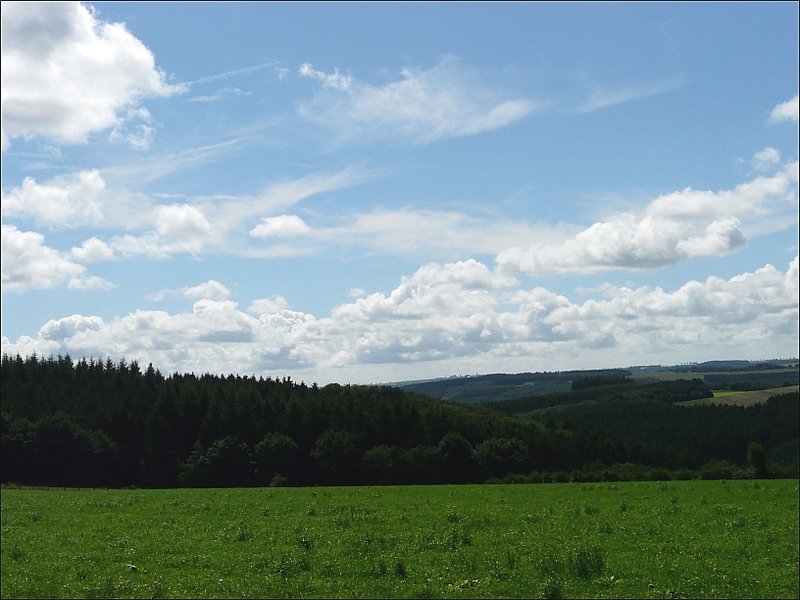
[699,459,736,480]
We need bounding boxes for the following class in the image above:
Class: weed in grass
[275,553,310,579]
[569,544,604,579]
[541,576,563,599]
[231,524,253,542]
[490,551,517,581]
[597,574,620,587]
[536,554,563,578]
[7,547,25,561]
[523,512,542,525]
[369,558,389,578]
[298,533,314,550]
[597,520,614,534]
[394,559,408,579]
[445,578,480,592]
[446,506,462,523]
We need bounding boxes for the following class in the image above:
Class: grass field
[2,480,798,599]
[677,386,800,407]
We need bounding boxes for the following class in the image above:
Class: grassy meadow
[678,386,800,407]
[1,480,798,599]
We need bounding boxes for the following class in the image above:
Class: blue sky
[2,1,798,384]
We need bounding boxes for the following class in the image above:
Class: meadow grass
[1,480,798,599]
[711,390,744,398]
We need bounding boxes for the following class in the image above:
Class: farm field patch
[1,480,798,599]
[680,386,800,406]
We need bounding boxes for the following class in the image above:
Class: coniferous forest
[1,353,797,488]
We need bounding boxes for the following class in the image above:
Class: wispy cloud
[182,63,272,87]
[296,56,541,146]
[101,138,249,184]
[188,87,252,103]
[577,76,685,113]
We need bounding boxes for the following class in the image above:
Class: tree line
[1,354,795,488]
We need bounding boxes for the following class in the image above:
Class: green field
[2,481,798,599]
[711,390,744,398]
[678,386,800,407]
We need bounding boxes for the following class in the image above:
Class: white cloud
[250,215,311,238]
[108,107,156,150]
[183,62,271,86]
[297,208,568,263]
[1,168,155,231]
[150,280,231,302]
[297,56,540,145]
[497,161,799,275]
[247,296,290,315]
[1,169,107,228]
[1,224,112,292]
[299,63,353,91]
[3,257,796,383]
[206,166,380,245]
[188,87,252,103]
[769,95,799,123]
[183,280,231,301]
[2,164,378,261]
[70,237,115,262]
[107,202,213,258]
[155,204,211,240]
[0,1,183,149]
[577,76,685,113]
[39,314,104,341]
[752,147,781,172]
[67,275,116,291]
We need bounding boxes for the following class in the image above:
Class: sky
[1,2,798,385]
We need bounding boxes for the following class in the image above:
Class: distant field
[678,386,799,407]
[630,369,798,383]
[2,480,798,599]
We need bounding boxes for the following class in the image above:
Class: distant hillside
[395,361,798,405]
[395,369,631,403]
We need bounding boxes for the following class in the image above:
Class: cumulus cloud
[70,237,115,262]
[2,165,378,261]
[297,56,540,146]
[1,168,154,230]
[250,215,311,238]
[769,95,799,123]
[1,169,107,228]
[1,224,112,292]
[0,1,183,149]
[497,161,799,275]
[3,257,797,383]
[150,280,231,302]
[155,204,211,240]
[183,280,231,301]
[752,147,781,172]
[247,296,290,315]
[39,314,104,341]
